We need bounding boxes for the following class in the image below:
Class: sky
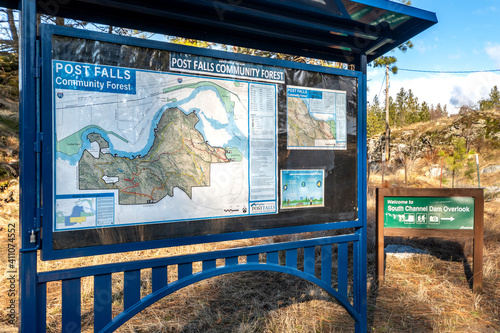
[1,1,498,115]
[367,0,500,114]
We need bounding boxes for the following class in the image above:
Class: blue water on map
[64,205,84,226]
[57,85,247,165]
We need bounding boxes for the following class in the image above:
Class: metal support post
[19,0,39,332]
[355,54,368,332]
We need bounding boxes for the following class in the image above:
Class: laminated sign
[384,197,474,230]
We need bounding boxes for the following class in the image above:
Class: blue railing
[37,234,363,332]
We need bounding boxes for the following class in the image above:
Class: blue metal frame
[9,0,439,330]
[39,24,364,261]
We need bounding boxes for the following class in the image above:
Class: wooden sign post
[376,188,484,293]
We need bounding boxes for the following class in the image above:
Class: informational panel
[41,26,360,258]
[376,187,484,293]
[287,86,346,150]
[281,169,325,209]
[53,59,279,230]
[384,197,474,230]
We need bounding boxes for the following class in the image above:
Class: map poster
[287,86,347,150]
[281,169,325,209]
[53,58,278,232]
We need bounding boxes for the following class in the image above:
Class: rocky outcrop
[482,165,500,174]
[368,110,500,166]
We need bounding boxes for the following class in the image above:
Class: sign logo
[53,60,137,95]
[250,202,276,214]
[57,92,64,99]
[177,78,183,83]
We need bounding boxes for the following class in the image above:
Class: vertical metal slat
[152,267,168,292]
[303,246,316,276]
[353,239,360,309]
[62,278,81,332]
[267,251,279,265]
[124,270,141,310]
[178,263,193,279]
[225,256,238,266]
[286,249,297,268]
[321,245,332,285]
[202,259,216,271]
[338,242,348,298]
[36,282,46,333]
[247,254,259,263]
[94,274,112,332]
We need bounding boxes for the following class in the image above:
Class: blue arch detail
[101,263,359,332]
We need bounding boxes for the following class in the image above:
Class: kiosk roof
[2,0,436,64]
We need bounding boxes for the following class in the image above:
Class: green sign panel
[384,197,474,230]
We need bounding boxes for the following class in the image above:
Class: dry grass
[1,157,500,331]
[366,157,500,333]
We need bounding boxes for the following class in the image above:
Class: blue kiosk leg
[19,0,39,332]
[355,54,369,333]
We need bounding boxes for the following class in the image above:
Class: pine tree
[406,89,420,124]
[395,87,408,127]
[418,101,430,122]
[444,138,474,188]
[367,96,385,136]
[479,86,500,110]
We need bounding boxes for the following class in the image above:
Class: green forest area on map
[287,97,335,147]
[79,107,241,205]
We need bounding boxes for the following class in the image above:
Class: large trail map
[53,60,278,231]
[78,108,231,205]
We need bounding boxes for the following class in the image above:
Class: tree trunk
[6,9,18,52]
[385,65,390,162]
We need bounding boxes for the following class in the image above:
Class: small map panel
[287,86,346,150]
[56,197,96,230]
[55,193,115,231]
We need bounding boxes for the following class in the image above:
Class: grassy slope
[0,111,499,332]
[0,95,19,181]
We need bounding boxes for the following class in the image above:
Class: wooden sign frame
[376,187,484,293]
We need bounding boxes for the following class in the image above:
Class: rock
[385,245,429,258]
[482,165,500,174]
[484,186,500,201]
[427,167,441,178]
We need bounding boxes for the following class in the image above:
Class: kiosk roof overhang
[3,0,437,64]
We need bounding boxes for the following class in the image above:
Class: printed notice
[287,86,347,150]
[249,83,277,202]
[281,169,325,209]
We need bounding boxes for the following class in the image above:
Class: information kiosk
[3,0,437,331]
